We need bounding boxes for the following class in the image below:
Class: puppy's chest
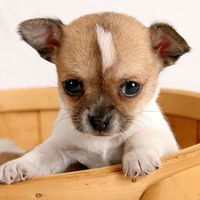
[74,140,124,168]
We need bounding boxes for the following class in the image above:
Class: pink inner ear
[44,27,60,49]
[46,36,60,48]
[153,33,173,57]
[32,25,60,49]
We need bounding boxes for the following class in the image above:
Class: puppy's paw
[123,148,160,177]
[0,158,37,184]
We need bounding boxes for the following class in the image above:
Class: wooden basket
[0,88,199,200]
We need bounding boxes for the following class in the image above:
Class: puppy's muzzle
[88,111,111,132]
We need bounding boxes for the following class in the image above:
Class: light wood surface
[0,87,200,149]
[0,87,200,199]
[141,165,200,200]
[166,115,198,148]
[0,88,200,150]
[39,111,58,141]
[158,89,200,120]
[0,87,59,112]
[0,112,39,150]
[0,87,199,117]
[0,143,199,200]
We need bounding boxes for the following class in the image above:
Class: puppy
[0,12,189,184]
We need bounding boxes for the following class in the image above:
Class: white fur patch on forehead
[96,25,116,72]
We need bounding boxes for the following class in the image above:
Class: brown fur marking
[0,152,23,165]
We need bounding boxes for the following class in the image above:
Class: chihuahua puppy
[0,12,189,184]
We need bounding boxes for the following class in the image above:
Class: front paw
[123,149,160,177]
[0,158,37,184]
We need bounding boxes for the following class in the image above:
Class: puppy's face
[18,13,190,136]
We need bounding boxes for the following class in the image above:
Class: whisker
[55,114,72,125]
[143,110,159,113]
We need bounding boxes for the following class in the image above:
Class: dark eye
[121,81,141,97]
[63,79,83,96]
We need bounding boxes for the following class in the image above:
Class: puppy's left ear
[150,23,190,67]
[18,18,63,63]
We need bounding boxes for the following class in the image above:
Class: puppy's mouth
[71,105,131,136]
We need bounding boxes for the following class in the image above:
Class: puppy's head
[18,12,190,136]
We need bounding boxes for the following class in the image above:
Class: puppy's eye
[63,79,83,96]
[121,81,141,97]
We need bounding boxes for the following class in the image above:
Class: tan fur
[17,12,190,135]
[56,13,161,122]
[18,13,188,119]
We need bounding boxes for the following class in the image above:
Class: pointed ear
[18,18,63,63]
[150,23,190,67]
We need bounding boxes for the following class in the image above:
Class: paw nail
[124,170,128,177]
[134,171,139,177]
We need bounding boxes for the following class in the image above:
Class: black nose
[88,112,111,131]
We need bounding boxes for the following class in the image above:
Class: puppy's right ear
[150,23,190,67]
[18,18,63,63]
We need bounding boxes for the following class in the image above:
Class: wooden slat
[0,88,199,199]
[0,87,199,119]
[0,143,199,200]
[0,87,59,112]
[39,111,58,141]
[0,112,39,150]
[141,165,200,200]
[158,89,200,120]
[166,115,198,148]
